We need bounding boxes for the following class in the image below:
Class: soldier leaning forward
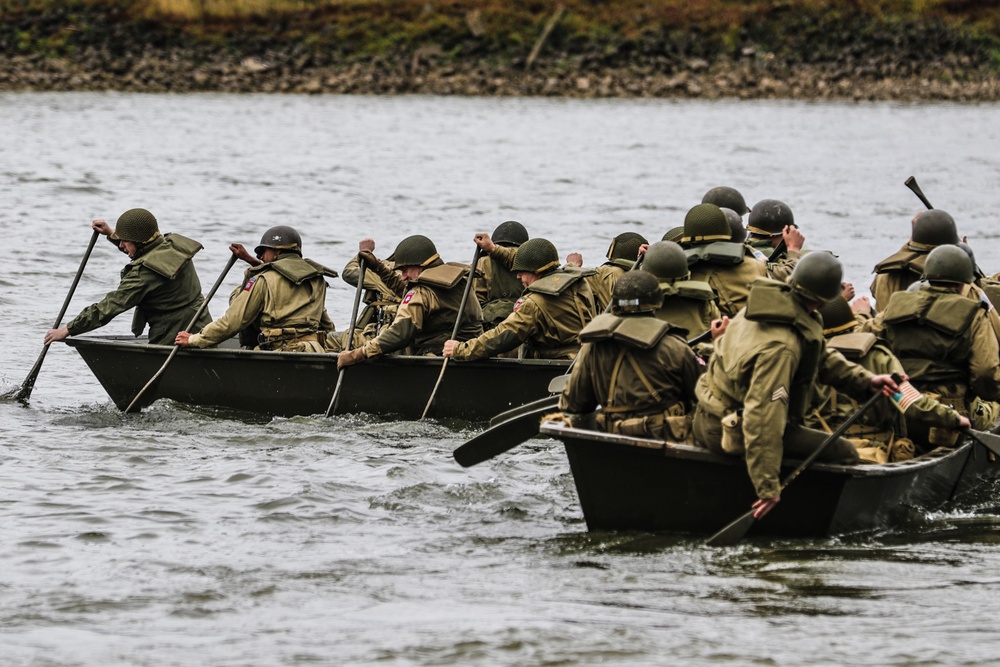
[558,271,701,443]
[863,244,1000,450]
[337,239,401,348]
[692,252,900,519]
[444,238,596,362]
[178,226,337,353]
[680,203,769,317]
[588,232,648,311]
[46,208,211,347]
[336,235,484,368]
[641,240,720,339]
[808,296,969,463]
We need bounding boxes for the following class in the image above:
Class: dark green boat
[65,335,569,421]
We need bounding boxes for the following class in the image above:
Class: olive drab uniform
[806,333,963,462]
[746,239,800,282]
[869,244,928,311]
[474,249,524,329]
[591,259,634,307]
[685,241,769,317]
[359,261,483,358]
[449,268,597,361]
[559,313,701,442]
[186,254,337,352]
[962,281,1000,356]
[692,280,873,499]
[66,233,210,345]
[336,254,400,347]
[654,278,720,339]
[864,285,1000,444]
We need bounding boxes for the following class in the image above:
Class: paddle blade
[489,394,560,428]
[965,429,1000,457]
[454,405,551,467]
[706,509,757,547]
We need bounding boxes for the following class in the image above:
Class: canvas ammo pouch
[720,410,745,454]
[258,327,321,350]
[597,404,691,443]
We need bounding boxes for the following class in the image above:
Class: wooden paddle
[326,256,366,417]
[706,389,885,547]
[454,327,713,468]
[420,246,483,421]
[963,428,1000,457]
[12,229,100,403]
[124,253,239,414]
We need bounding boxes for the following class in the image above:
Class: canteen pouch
[720,410,745,455]
[890,437,915,462]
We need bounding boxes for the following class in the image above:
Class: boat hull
[66,336,569,421]
[540,421,998,538]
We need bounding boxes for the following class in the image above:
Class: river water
[3,93,1000,666]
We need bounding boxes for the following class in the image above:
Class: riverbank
[2,0,999,101]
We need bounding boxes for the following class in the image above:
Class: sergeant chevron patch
[771,386,789,404]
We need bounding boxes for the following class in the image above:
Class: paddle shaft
[15,229,101,402]
[124,253,239,414]
[326,257,367,417]
[420,246,483,421]
[904,175,934,210]
[706,389,885,546]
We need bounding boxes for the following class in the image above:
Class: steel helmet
[642,241,690,281]
[606,232,648,261]
[511,238,560,274]
[701,186,750,215]
[747,199,795,237]
[817,296,857,337]
[909,209,959,250]
[681,204,731,245]
[114,208,160,243]
[923,244,974,285]
[611,270,663,315]
[720,207,747,243]
[391,235,440,268]
[789,251,843,304]
[661,226,685,243]
[492,220,529,248]
[254,225,302,256]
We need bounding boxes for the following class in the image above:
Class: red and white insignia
[401,290,415,305]
[243,276,257,291]
[771,386,789,404]
[513,297,525,312]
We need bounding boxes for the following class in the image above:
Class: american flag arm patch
[771,386,789,404]
[243,276,257,291]
[890,381,923,413]
[402,290,415,305]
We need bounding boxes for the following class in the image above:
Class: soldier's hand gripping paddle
[10,229,100,403]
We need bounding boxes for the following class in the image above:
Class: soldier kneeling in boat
[807,296,970,464]
[691,252,902,520]
[336,235,484,368]
[557,270,701,442]
[175,226,338,353]
[442,237,596,362]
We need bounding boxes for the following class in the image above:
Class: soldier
[340,237,401,343]
[175,226,337,353]
[641,240,720,337]
[680,203,769,317]
[336,235,483,368]
[442,237,596,361]
[474,220,529,330]
[590,232,648,311]
[692,252,900,519]
[558,271,702,442]
[808,296,969,463]
[863,244,1000,450]
[869,209,959,311]
[745,199,804,280]
[45,209,211,347]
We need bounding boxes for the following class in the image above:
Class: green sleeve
[66,266,166,335]
[187,275,266,347]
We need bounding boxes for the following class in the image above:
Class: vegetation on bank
[1,0,998,97]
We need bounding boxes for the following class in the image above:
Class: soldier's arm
[186,276,266,348]
[450,296,538,361]
[968,312,1000,401]
[488,244,517,271]
[741,345,797,500]
[819,346,875,398]
[558,343,599,415]
[66,266,166,336]
[360,287,432,358]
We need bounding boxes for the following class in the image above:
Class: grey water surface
[3,93,1000,666]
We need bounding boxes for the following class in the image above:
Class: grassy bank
[1,0,998,98]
